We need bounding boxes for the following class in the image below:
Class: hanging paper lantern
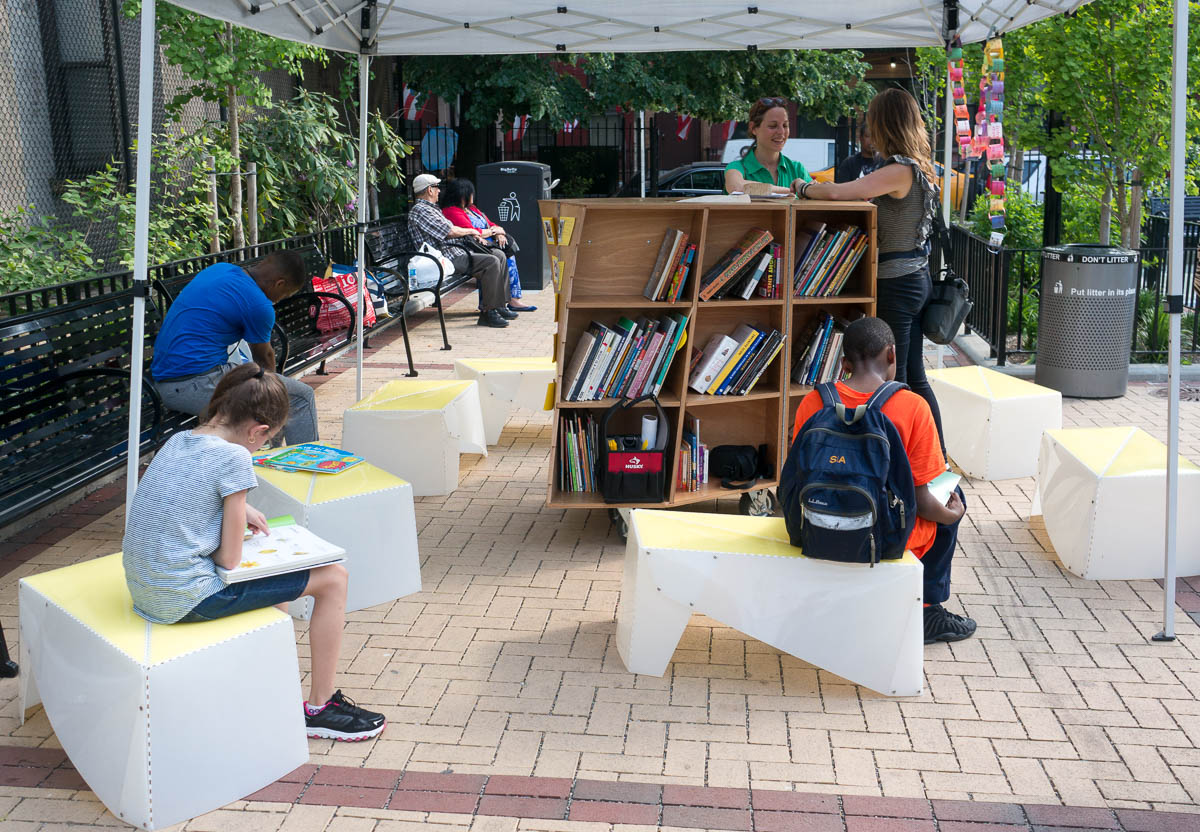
[979,37,1007,246]
[946,37,974,155]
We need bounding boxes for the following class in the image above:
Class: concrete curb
[954,331,1200,382]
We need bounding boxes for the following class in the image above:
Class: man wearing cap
[408,173,514,328]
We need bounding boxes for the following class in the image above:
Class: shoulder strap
[816,382,842,409]
[931,211,955,265]
[865,380,907,412]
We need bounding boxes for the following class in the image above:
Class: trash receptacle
[476,162,553,291]
[1035,244,1140,398]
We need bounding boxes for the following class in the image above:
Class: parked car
[613,163,727,198]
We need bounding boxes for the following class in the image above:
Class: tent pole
[355,55,369,402]
[638,110,646,198]
[942,65,953,223]
[1156,0,1189,643]
[125,0,156,522]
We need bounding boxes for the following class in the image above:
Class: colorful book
[707,324,760,394]
[742,333,784,394]
[717,326,766,394]
[254,444,364,474]
[219,517,345,584]
[699,228,773,300]
[688,333,738,393]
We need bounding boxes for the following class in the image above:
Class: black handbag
[709,443,771,489]
[921,214,973,345]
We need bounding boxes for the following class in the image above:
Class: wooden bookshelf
[540,198,876,511]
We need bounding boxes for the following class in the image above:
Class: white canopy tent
[125,0,1189,639]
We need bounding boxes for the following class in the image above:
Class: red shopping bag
[313,267,376,332]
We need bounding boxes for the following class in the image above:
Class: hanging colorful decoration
[946,38,972,155]
[977,37,1007,247]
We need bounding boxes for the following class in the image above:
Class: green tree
[1008,0,1200,246]
[123,1,327,247]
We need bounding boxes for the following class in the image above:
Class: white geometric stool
[342,379,487,497]
[929,366,1062,480]
[1034,426,1200,580]
[616,510,924,697]
[452,356,555,445]
[19,555,306,831]
[249,460,421,619]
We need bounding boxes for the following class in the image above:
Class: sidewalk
[1,288,1199,831]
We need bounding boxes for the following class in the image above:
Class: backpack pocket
[798,484,878,564]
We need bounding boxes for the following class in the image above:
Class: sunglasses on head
[758,97,787,108]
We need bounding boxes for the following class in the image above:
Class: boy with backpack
[780,317,976,644]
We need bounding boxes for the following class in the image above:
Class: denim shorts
[178,570,310,622]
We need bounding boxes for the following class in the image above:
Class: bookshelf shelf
[540,198,875,513]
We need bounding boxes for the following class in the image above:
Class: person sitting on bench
[407,173,515,329]
[789,317,977,644]
[151,250,318,445]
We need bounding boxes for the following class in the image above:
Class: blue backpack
[779,381,917,565]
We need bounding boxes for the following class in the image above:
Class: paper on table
[926,470,962,506]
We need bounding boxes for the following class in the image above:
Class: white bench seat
[451,356,555,445]
[616,510,924,697]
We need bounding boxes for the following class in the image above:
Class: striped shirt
[122,431,258,624]
[875,156,938,280]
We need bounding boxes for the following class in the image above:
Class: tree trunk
[1098,182,1112,246]
[1126,167,1144,250]
[1008,148,1024,188]
[226,25,245,251]
[1114,170,1128,249]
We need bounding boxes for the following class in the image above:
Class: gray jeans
[155,362,319,446]
[448,248,511,310]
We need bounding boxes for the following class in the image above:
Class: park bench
[153,244,356,377]
[364,220,476,356]
[0,290,187,529]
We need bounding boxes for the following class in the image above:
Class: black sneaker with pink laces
[305,690,386,741]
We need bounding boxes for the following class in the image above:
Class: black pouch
[598,395,669,504]
[709,443,772,489]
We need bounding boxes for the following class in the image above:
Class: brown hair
[201,362,290,430]
[741,96,790,157]
[866,89,937,187]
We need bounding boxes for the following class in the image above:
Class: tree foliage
[403,50,872,127]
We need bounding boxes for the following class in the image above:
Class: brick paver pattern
[2,289,1200,830]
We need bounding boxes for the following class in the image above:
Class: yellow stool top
[631,510,919,565]
[929,366,1057,400]
[21,554,285,665]
[454,357,555,372]
[254,456,409,504]
[1047,426,1200,477]
[348,379,474,412]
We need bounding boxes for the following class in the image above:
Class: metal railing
[1,222,362,319]
[951,217,1200,365]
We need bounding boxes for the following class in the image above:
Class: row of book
[562,313,688,401]
[792,312,855,387]
[687,323,784,396]
[642,229,696,302]
[699,228,776,301]
[558,412,599,492]
[793,223,869,298]
[679,416,708,492]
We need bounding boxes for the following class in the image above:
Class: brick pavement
[2,288,1200,830]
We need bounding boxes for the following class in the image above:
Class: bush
[969,186,1044,250]
[0,207,96,295]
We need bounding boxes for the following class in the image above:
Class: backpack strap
[819,381,873,426]
[865,380,908,412]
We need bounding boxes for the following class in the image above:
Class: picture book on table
[254,443,364,474]
[217,517,345,584]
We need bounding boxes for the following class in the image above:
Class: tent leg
[125,0,157,522]
[1155,0,1189,643]
[941,64,954,223]
[638,110,646,199]
[355,55,370,403]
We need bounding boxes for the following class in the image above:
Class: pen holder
[598,395,669,504]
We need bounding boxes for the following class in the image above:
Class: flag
[719,119,738,143]
[511,115,530,142]
[563,118,580,133]
[676,114,693,141]
[402,86,425,120]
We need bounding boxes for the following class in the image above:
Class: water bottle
[407,260,417,290]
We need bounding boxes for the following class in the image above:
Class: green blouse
[725,151,811,192]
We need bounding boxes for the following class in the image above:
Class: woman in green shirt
[724,97,812,195]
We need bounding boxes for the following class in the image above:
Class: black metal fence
[951,216,1200,365]
[1,222,359,319]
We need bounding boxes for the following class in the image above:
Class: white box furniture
[250,459,421,619]
[616,510,924,697]
[929,366,1062,480]
[342,379,487,497]
[452,356,555,445]
[19,554,306,831]
[1034,426,1200,580]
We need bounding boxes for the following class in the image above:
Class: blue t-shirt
[151,263,275,381]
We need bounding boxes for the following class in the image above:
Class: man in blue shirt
[151,250,318,444]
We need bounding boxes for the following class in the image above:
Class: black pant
[877,269,945,450]
[448,247,510,310]
[922,487,964,605]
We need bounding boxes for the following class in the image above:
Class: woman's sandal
[507,303,537,312]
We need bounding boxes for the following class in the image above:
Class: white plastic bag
[413,243,454,291]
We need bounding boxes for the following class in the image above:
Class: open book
[253,443,364,474]
[217,516,345,584]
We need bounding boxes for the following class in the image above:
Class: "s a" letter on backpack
[778,381,917,565]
